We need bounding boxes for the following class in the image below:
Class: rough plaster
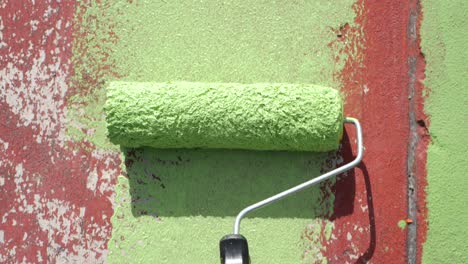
[0,1,120,262]
[421,0,468,262]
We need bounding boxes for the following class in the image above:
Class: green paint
[109,1,354,87]
[114,148,328,217]
[421,0,468,263]
[67,0,121,150]
[398,220,406,230]
[67,89,117,150]
[105,82,343,151]
[73,0,358,262]
[110,175,316,263]
[109,149,332,263]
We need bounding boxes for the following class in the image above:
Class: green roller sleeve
[105,82,343,151]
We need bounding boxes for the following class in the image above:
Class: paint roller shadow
[331,162,376,263]
[330,129,357,219]
[355,163,376,263]
[123,130,356,219]
[328,126,376,262]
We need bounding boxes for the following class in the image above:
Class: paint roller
[105,81,363,264]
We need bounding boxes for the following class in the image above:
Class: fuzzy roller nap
[105,82,343,152]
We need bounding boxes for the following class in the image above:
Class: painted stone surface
[421,0,468,263]
[1,0,466,263]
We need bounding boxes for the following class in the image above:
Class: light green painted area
[398,220,406,230]
[421,0,468,263]
[72,0,358,263]
[111,150,333,263]
[67,89,118,150]
[67,0,121,150]
[105,82,343,151]
[109,1,352,86]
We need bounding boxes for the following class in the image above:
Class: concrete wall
[0,0,466,263]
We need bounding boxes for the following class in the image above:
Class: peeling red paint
[71,0,121,97]
[0,1,120,263]
[322,0,428,263]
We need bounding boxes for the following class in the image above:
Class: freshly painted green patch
[110,175,320,263]
[109,1,354,86]
[109,149,334,263]
[67,0,120,150]
[105,82,343,151]
[67,89,117,150]
[421,0,468,263]
[74,0,358,262]
[398,220,406,230]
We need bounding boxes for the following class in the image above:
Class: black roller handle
[219,234,250,264]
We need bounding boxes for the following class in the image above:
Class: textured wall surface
[0,1,120,263]
[421,0,468,263]
[2,0,465,263]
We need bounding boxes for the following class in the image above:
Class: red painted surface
[323,0,428,263]
[0,2,120,262]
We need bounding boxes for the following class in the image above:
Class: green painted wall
[74,0,357,263]
[421,0,468,263]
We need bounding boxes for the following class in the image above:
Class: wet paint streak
[0,1,120,262]
[323,0,429,263]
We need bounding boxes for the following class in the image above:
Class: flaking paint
[0,1,121,262]
[322,0,429,263]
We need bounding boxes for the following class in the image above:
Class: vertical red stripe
[323,0,428,263]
